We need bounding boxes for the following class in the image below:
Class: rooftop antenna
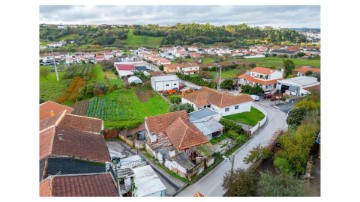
[51,48,59,81]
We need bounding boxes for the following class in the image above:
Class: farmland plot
[72,100,89,116]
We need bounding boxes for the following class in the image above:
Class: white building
[182,87,254,116]
[132,165,166,197]
[276,76,320,96]
[238,67,283,92]
[151,75,180,91]
[178,63,200,75]
[128,76,143,84]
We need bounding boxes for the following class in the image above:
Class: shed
[128,76,143,84]
[132,165,166,197]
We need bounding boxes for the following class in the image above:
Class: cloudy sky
[40,5,320,28]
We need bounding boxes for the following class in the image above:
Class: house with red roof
[144,110,214,179]
[178,62,200,75]
[238,67,283,92]
[294,66,321,77]
[39,101,109,185]
[40,173,118,197]
[181,87,253,116]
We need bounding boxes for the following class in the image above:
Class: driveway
[176,99,288,197]
[106,140,186,196]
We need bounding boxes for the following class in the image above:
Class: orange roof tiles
[57,114,103,134]
[40,101,74,121]
[166,117,208,150]
[146,110,188,135]
[183,87,253,108]
[164,64,179,69]
[239,74,280,85]
[40,173,118,197]
[39,111,66,131]
[40,126,56,160]
[251,67,275,75]
[295,66,321,75]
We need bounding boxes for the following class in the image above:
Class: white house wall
[212,101,252,116]
[152,80,180,91]
[181,98,199,111]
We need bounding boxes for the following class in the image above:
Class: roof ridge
[178,117,190,149]
[65,113,103,121]
[49,176,53,196]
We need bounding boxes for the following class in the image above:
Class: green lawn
[224,107,265,126]
[208,68,244,79]
[40,66,70,101]
[243,57,320,69]
[85,88,169,129]
[201,57,216,64]
[126,29,163,48]
[92,64,105,82]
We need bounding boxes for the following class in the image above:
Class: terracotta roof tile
[303,84,320,93]
[51,128,110,162]
[295,66,321,74]
[40,127,56,160]
[239,74,280,85]
[40,173,118,197]
[39,111,66,131]
[40,101,74,121]
[145,110,188,135]
[251,67,275,75]
[183,87,253,108]
[57,114,103,134]
[166,117,208,150]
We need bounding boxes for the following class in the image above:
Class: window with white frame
[225,108,229,112]
[235,105,239,110]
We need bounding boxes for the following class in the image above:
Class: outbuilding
[128,76,143,84]
[150,75,180,91]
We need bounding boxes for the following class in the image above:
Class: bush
[286,107,307,126]
[169,95,181,104]
[219,118,245,134]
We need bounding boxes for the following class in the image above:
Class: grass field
[92,64,105,82]
[209,68,244,79]
[85,88,169,129]
[243,57,320,69]
[224,107,265,126]
[40,66,70,101]
[201,57,216,64]
[126,29,163,48]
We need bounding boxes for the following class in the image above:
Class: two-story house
[238,67,283,92]
[178,62,200,75]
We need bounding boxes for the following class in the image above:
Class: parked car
[250,95,259,101]
[263,93,273,99]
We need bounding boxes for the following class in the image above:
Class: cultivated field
[40,66,70,101]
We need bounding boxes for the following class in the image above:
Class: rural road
[176,99,288,197]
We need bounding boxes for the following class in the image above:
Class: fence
[249,103,268,135]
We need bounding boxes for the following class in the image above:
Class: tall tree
[257,171,306,196]
[220,79,233,90]
[223,168,259,196]
[283,59,295,78]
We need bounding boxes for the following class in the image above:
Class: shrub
[169,95,181,104]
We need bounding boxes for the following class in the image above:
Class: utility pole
[52,49,59,81]
[229,155,235,178]
[217,65,222,90]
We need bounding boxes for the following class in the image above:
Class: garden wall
[249,103,268,135]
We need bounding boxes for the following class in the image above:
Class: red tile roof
[166,117,208,150]
[115,64,135,71]
[303,84,320,93]
[164,64,179,70]
[57,114,103,134]
[183,87,253,108]
[40,127,110,163]
[145,110,188,135]
[295,66,321,75]
[251,67,275,75]
[40,173,118,197]
[40,126,56,160]
[40,101,74,121]
[239,74,280,85]
[39,111,66,131]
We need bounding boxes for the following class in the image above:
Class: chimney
[50,110,55,117]
[58,134,64,141]
[169,149,176,158]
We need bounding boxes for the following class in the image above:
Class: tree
[305,70,313,76]
[220,79,233,90]
[296,52,305,57]
[283,59,295,78]
[241,84,252,93]
[286,107,307,126]
[223,168,259,196]
[250,63,256,68]
[243,145,271,164]
[169,95,181,104]
[159,65,164,71]
[257,171,306,196]
[40,67,50,80]
[249,85,263,95]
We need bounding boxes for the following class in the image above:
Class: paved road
[176,99,288,197]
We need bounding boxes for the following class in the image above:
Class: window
[235,105,239,110]
[225,108,229,112]
[166,84,169,86]
[174,83,177,86]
